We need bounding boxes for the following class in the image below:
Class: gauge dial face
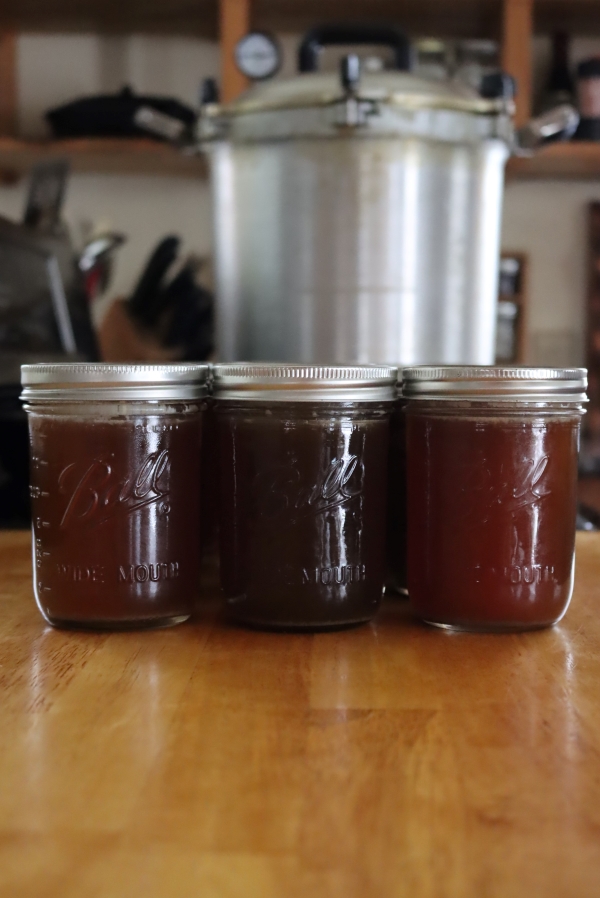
[235,32,281,80]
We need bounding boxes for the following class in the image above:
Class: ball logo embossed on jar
[58,449,171,530]
[457,452,551,527]
[511,455,551,508]
[253,454,364,525]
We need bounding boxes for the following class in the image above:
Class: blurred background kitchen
[4,0,600,525]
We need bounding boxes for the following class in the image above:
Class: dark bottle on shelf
[539,32,574,113]
[575,58,600,141]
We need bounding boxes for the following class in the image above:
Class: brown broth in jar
[216,402,391,629]
[407,408,581,630]
[28,410,202,627]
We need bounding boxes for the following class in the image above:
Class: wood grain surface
[1,528,600,897]
[0,137,208,183]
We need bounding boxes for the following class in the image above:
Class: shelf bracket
[220,0,251,103]
[502,0,533,127]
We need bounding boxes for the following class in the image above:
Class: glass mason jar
[213,363,396,630]
[403,366,587,632]
[21,363,209,629]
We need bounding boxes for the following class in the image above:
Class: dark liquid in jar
[28,410,202,628]
[217,403,390,629]
[407,410,580,630]
[385,400,407,595]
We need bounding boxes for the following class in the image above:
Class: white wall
[502,36,600,366]
[0,31,599,363]
[0,34,220,312]
[17,33,220,138]
[501,182,597,366]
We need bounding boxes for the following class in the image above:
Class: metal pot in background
[195,25,576,365]
[136,25,577,365]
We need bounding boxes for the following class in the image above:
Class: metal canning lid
[20,363,210,402]
[212,363,397,402]
[402,366,588,402]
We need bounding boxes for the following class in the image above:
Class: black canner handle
[298,23,411,73]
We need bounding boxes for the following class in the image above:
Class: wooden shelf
[506,142,600,180]
[254,0,503,39]
[0,0,218,37]
[0,0,598,39]
[4,139,594,184]
[0,0,593,180]
[0,137,207,181]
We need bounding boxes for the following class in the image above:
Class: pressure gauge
[234,32,281,81]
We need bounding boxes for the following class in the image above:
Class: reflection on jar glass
[213,364,396,630]
[403,366,587,632]
[21,363,209,629]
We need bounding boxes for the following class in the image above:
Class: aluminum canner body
[204,71,511,364]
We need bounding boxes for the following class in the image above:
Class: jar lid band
[21,363,210,402]
[402,366,588,401]
[212,363,398,402]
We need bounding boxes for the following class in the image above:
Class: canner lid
[219,70,507,117]
[201,69,513,144]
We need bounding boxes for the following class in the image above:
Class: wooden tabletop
[2,530,600,898]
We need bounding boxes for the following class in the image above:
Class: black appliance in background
[538,32,574,114]
[0,161,98,528]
